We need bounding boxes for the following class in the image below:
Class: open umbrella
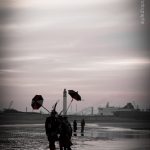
[31,95,43,109]
[31,95,50,113]
[68,90,81,101]
[63,90,81,115]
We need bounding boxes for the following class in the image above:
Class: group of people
[45,110,86,150]
[45,110,72,150]
[73,119,85,135]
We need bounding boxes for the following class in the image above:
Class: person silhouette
[73,120,77,136]
[59,116,72,150]
[45,110,59,150]
[81,119,85,136]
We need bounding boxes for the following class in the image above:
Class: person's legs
[59,141,63,150]
[59,146,63,150]
[49,140,55,150]
[49,143,55,150]
[81,127,83,133]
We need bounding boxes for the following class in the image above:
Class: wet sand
[0,123,150,150]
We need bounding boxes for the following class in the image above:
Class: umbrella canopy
[31,95,43,109]
[68,90,81,101]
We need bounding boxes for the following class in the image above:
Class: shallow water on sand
[0,123,150,150]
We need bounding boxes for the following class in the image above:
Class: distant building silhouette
[123,103,134,109]
[98,102,135,116]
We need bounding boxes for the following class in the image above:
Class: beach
[0,123,150,150]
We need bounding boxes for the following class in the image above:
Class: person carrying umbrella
[59,116,73,150]
[45,109,59,150]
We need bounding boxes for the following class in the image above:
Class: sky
[0,0,150,113]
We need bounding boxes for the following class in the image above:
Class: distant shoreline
[0,112,150,129]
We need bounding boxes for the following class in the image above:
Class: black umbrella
[31,95,50,113]
[68,90,81,101]
[31,95,43,109]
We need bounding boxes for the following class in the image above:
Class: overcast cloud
[0,0,149,112]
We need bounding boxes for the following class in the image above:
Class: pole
[66,98,73,114]
[63,89,67,115]
[76,104,77,113]
[59,99,73,115]
[41,105,51,114]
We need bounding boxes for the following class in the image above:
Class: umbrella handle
[65,98,73,114]
[59,99,73,115]
[41,105,51,114]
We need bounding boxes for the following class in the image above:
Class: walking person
[81,119,85,135]
[45,110,59,150]
[59,116,72,150]
[73,120,77,136]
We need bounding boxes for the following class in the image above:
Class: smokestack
[63,89,67,115]
[91,107,94,115]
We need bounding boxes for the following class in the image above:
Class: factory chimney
[63,89,67,115]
